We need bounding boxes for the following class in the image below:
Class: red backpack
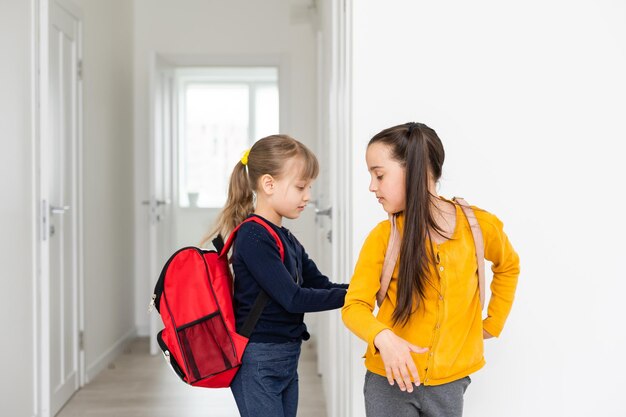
[149,216,284,388]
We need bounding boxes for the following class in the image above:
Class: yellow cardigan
[341,203,520,386]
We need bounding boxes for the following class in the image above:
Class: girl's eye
[297,186,305,190]
[377,175,383,180]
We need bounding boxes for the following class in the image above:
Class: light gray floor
[57,337,327,417]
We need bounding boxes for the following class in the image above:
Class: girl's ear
[260,174,275,195]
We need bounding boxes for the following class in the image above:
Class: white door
[44,1,83,415]
[147,56,175,355]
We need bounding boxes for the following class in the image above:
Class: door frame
[33,0,85,415]
[147,53,176,355]
[317,0,354,416]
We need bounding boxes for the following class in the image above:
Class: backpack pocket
[176,311,239,382]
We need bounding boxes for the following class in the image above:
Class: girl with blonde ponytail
[207,134,347,417]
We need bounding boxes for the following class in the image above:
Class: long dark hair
[369,122,446,326]
[200,134,319,246]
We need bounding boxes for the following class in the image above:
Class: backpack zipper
[147,293,156,313]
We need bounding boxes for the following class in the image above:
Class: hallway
[56,338,327,417]
[5,1,626,416]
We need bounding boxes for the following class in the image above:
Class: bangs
[295,147,319,181]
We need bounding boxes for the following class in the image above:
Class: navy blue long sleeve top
[232,214,348,343]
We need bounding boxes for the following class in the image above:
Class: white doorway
[146,58,286,356]
[144,59,287,415]
[37,0,85,416]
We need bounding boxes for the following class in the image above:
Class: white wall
[0,0,135,413]
[133,0,320,335]
[67,0,136,380]
[348,1,626,416]
[0,2,36,416]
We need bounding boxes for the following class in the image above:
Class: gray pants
[363,371,471,417]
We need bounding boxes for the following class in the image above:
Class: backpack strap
[377,198,486,310]
[452,197,486,309]
[219,216,285,261]
[376,213,400,307]
[218,216,286,338]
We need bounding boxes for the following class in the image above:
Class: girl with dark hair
[342,123,520,417]
[202,134,347,417]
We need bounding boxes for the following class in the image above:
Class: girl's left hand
[373,329,428,392]
[483,329,493,339]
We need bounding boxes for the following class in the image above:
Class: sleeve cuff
[483,318,504,338]
[366,324,392,356]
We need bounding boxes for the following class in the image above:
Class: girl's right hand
[373,329,428,392]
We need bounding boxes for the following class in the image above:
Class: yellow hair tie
[240,149,250,166]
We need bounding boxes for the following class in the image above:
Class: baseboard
[86,327,137,383]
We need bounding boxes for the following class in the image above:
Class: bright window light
[177,67,279,208]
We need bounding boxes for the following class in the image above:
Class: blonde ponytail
[199,161,253,247]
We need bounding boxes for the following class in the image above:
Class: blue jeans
[230,341,302,417]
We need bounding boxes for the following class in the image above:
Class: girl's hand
[373,329,428,392]
[483,329,494,339]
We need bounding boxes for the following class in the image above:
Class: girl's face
[269,157,313,220]
[366,142,406,214]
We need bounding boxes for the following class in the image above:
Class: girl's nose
[369,179,377,193]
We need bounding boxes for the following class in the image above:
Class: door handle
[50,205,70,215]
[315,206,332,219]
[141,199,171,206]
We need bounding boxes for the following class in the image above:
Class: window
[177,67,279,208]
